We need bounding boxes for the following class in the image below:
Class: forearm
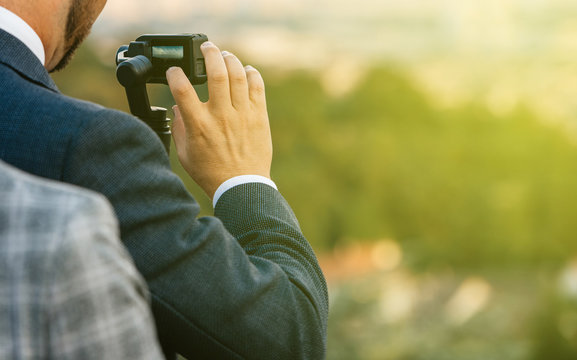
[215,183,328,358]
[145,185,328,359]
[63,112,327,358]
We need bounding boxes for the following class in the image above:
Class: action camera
[116,33,208,85]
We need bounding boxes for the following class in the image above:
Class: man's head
[0,0,107,71]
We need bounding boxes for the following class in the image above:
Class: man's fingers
[245,65,266,106]
[166,67,202,124]
[222,51,249,110]
[201,42,231,108]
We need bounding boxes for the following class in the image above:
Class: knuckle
[210,71,228,84]
[208,101,231,116]
[172,83,194,98]
[251,83,265,96]
[230,73,247,84]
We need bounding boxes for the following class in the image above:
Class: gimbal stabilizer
[116,34,208,153]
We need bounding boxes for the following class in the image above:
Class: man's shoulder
[1,158,108,202]
[0,61,135,125]
[37,87,154,143]
[0,160,123,286]
[0,160,115,242]
[0,161,120,305]
[0,61,157,178]
[0,161,163,360]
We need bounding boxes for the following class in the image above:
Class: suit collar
[0,29,58,92]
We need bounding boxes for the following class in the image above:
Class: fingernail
[245,65,255,71]
[201,41,213,48]
[166,66,179,75]
[222,50,231,56]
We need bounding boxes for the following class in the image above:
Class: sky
[94,0,577,61]
[92,0,577,128]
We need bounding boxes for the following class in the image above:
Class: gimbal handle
[116,52,171,153]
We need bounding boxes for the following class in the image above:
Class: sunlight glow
[445,277,493,326]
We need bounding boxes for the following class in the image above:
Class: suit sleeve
[62,109,328,359]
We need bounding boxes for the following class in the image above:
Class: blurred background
[53,0,577,358]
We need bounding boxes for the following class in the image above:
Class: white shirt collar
[0,6,45,66]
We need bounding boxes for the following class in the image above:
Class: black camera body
[116,33,208,85]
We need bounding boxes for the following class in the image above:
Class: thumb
[166,67,202,126]
[171,105,187,153]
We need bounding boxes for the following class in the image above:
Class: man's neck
[0,6,45,65]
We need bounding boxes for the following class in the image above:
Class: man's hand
[166,42,273,200]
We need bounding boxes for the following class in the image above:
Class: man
[0,160,164,359]
[0,0,328,359]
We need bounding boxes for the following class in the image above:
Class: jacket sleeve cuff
[213,175,278,208]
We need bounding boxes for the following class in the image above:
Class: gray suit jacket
[0,160,164,360]
[0,29,328,359]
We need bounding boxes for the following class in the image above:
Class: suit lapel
[0,29,59,92]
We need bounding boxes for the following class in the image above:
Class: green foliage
[54,42,577,269]
[264,66,577,269]
[53,41,577,360]
[326,266,577,360]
